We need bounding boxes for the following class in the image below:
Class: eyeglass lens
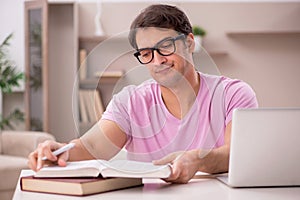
[137,39,175,64]
[135,35,185,64]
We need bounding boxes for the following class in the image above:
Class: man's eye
[141,51,151,58]
[160,41,173,49]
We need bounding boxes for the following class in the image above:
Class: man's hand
[28,140,69,171]
[153,150,202,184]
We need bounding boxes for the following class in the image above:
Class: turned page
[101,160,172,178]
[35,160,110,177]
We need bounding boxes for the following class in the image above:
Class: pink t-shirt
[102,73,258,161]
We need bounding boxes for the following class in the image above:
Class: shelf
[79,36,109,43]
[48,0,75,5]
[94,70,124,78]
[207,50,228,56]
[79,35,127,43]
[227,30,300,37]
[80,77,121,89]
[80,70,124,88]
[79,35,129,52]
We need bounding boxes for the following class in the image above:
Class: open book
[35,159,172,179]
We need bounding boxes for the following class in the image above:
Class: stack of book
[21,159,172,196]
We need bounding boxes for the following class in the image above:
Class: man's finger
[28,151,38,171]
[57,151,69,167]
[37,150,44,171]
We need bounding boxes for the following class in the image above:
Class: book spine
[93,90,104,120]
[79,49,87,81]
[81,90,104,123]
[79,89,89,123]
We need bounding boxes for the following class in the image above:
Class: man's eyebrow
[138,36,174,50]
[157,36,174,44]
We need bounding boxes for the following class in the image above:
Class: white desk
[13,170,300,200]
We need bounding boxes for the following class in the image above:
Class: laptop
[217,108,300,187]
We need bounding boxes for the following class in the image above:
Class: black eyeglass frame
[133,34,186,64]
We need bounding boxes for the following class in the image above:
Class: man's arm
[153,121,232,184]
[198,121,231,173]
[73,119,127,161]
[28,119,127,171]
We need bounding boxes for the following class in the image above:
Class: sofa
[0,130,55,200]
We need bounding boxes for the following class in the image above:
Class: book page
[107,160,170,174]
[35,160,110,177]
[44,160,107,171]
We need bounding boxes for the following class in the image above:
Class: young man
[28,4,258,184]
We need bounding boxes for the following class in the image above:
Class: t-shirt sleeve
[101,86,133,135]
[224,80,258,125]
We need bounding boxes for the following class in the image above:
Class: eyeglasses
[134,34,186,64]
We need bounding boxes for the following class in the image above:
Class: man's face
[135,28,194,88]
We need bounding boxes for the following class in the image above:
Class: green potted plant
[192,25,206,52]
[0,33,24,130]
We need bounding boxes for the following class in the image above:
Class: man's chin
[156,77,182,89]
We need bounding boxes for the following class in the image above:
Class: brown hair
[128,4,192,49]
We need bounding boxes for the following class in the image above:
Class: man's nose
[152,50,167,65]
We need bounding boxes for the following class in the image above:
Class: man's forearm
[68,139,95,161]
[197,145,230,174]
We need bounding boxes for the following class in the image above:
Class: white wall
[0,0,24,74]
[0,0,25,129]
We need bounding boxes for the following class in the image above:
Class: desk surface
[14,170,300,200]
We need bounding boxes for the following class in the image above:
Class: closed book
[93,90,104,120]
[34,159,172,179]
[78,90,89,123]
[83,90,98,122]
[20,176,142,196]
[79,49,87,81]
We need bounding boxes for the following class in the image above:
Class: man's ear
[186,33,195,53]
